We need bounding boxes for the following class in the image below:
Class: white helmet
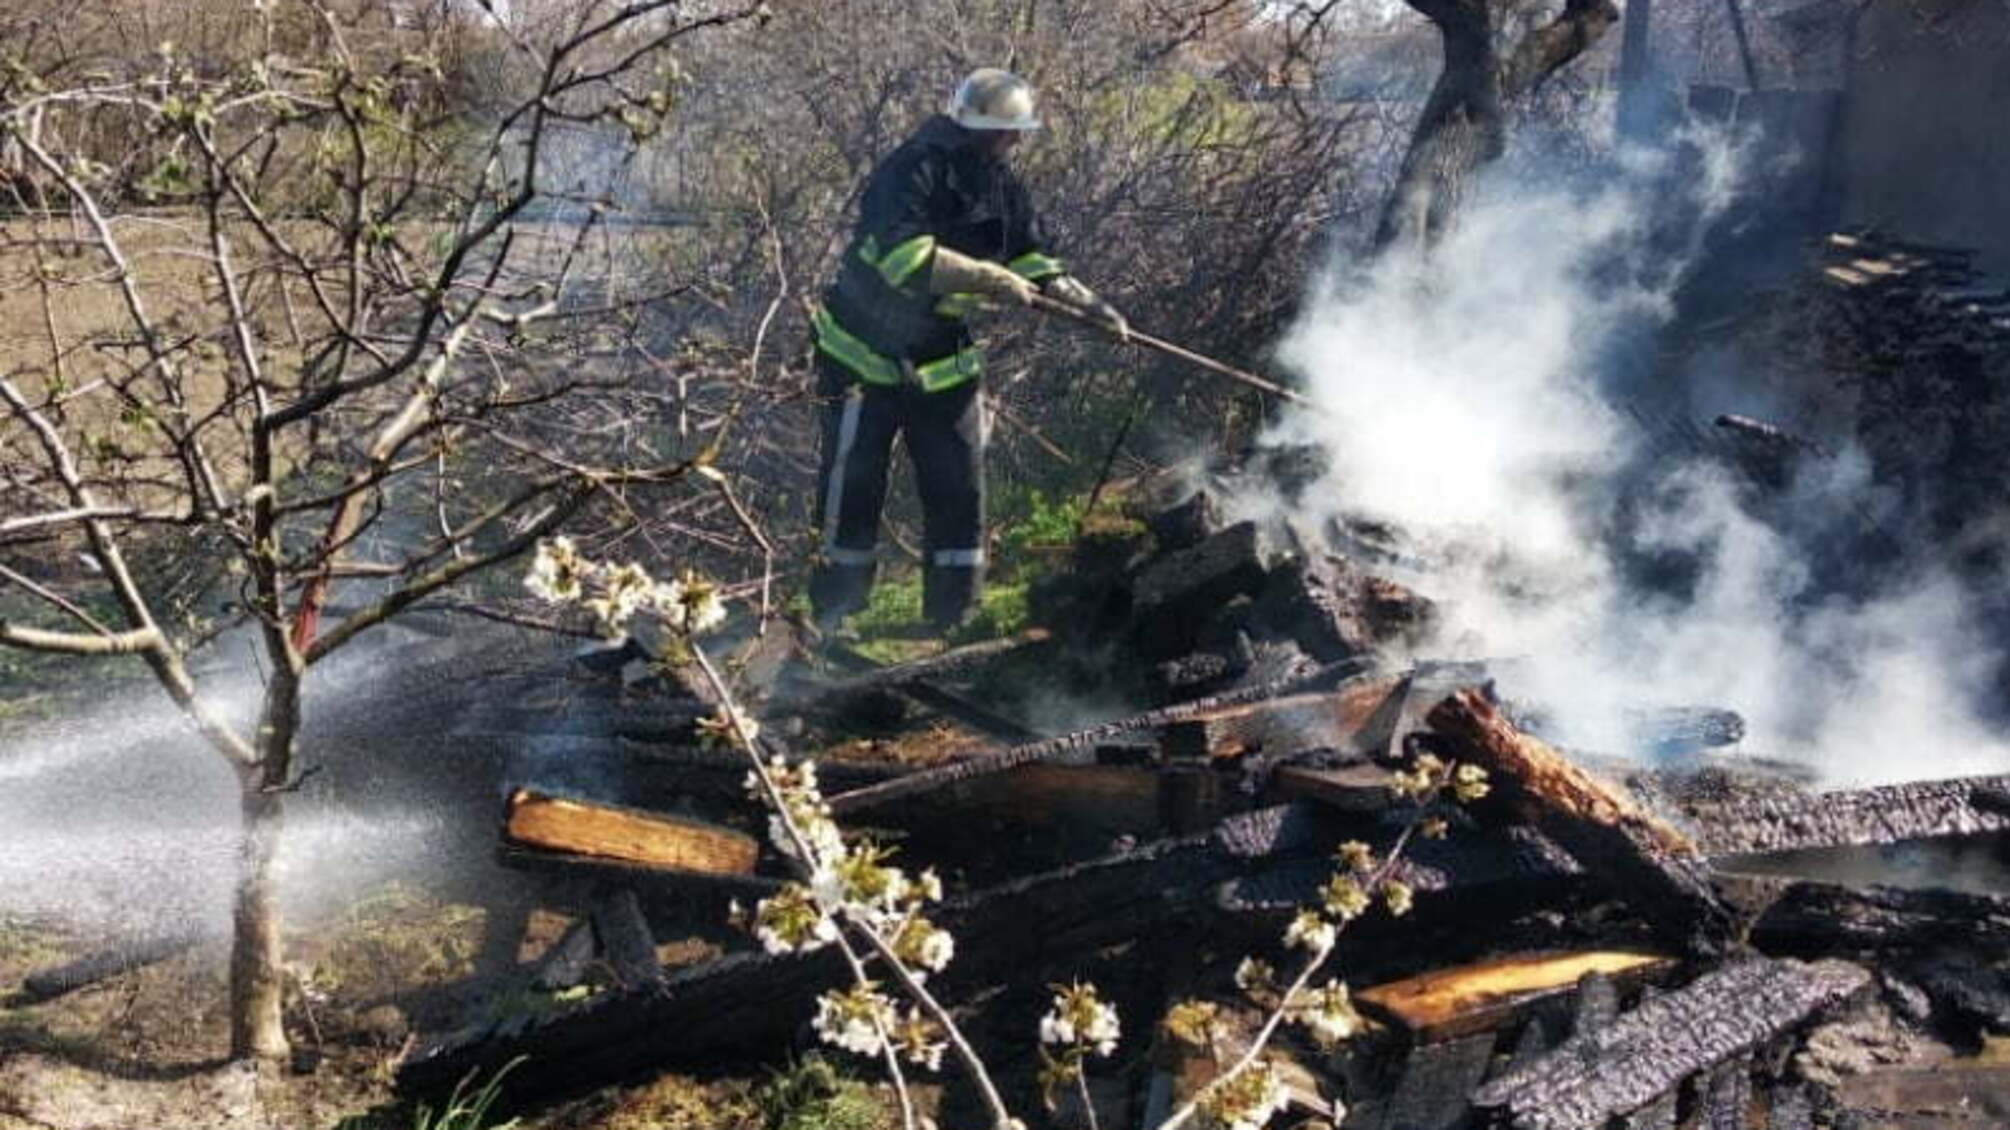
[948,68,1042,131]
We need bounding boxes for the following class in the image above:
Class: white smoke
[1263,122,2010,786]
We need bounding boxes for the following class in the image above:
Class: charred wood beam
[528,918,596,991]
[461,698,710,744]
[1471,959,1870,1130]
[1425,689,1734,955]
[1745,879,2010,956]
[827,659,1376,814]
[1682,773,2010,857]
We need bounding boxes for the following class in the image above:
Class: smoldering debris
[376,459,2009,1126]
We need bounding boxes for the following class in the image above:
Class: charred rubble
[335,439,2010,1129]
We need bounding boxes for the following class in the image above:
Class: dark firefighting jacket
[815,114,1064,392]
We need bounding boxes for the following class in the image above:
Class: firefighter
[808,68,1127,633]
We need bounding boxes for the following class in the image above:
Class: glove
[929,246,1037,307]
[1044,274,1129,342]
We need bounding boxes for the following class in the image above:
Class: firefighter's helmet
[947,68,1041,131]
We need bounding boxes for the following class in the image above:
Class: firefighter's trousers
[809,356,986,631]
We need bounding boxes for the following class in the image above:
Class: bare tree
[0,0,758,1060]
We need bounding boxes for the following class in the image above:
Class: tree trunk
[1374,0,1501,254]
[1375,0,1621,254]
[230,672,301,1061]
[231,787,288,1060]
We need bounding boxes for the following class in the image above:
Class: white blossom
[1040,982,1120,1057]
[813,986,896,1058]
[1235,956,1277,993]
[1283,908,1337,954]
[524,536,585,602]
[1294,979,1365,1047]
[1200,1060,1289,1130]
[752,885,838,955]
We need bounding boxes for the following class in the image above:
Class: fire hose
[1027,292,1312,409]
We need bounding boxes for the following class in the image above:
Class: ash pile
[388,452,2010,1130]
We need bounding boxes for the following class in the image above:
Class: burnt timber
[825,658,1376,814]
[1425,689,1735,954]
[1470,958,1870,1129]
[1679,772,2010,857]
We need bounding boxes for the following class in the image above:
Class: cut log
[1745,879,2010,955]
[1681,772,2010,857]
[502,788,759,876]
[1159,674,1407,761]
[1354,951,1672,1041]
[826,658,1374,814]
[1425,689,1734,954]
[1427,690,1690,852]
[16,932,201,1005]
[1470,958,1870,1130]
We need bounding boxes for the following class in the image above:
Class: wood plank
[1355,951,1673,1041]
[503,788,759,876]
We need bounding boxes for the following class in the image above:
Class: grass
[754,1055,892,1130]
